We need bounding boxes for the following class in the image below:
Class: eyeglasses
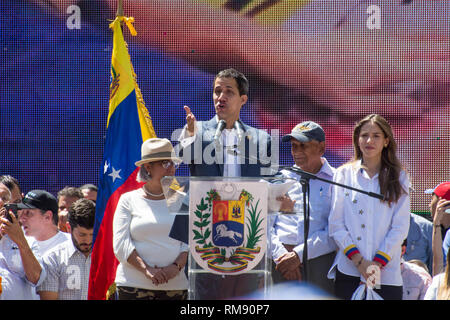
[160,160,180,170]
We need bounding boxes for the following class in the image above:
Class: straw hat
[134,138,181,167]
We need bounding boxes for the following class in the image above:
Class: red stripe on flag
[88,168,144,300]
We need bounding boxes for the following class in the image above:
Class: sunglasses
[160,160,180,170]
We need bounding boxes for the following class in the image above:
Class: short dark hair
[0,175,21,194]
[57,186,83,201]
[214,68,249,96]
[68,198,95,230]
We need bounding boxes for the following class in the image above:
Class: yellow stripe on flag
[108,16,156,141]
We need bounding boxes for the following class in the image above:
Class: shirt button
[361,224,365,228]
[353,199,358,204]
[359,210,364,215]
[357,237,362,241]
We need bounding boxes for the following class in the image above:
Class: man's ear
[44,210,53,222]
[319,141,326,156]
[240,94,248,106]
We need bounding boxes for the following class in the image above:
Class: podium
[161,176,296,300]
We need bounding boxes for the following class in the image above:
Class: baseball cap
[282,121,325,143]
[424,181,450,200]
[17,190,58,215]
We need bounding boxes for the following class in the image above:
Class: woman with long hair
[329,114,411,300]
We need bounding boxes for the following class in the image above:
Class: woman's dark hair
[351,114,405,205]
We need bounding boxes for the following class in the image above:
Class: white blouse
[328,160,411,286]
[113,188,188,290]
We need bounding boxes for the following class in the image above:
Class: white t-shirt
[29,230,70,299]
[36,231,71,256]
[113,188,188,290]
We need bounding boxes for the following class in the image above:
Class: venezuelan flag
[88,16,156,300]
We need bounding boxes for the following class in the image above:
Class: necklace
[142,186,164,197]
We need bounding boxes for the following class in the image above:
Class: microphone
[279,166,384,200]
[214,119,227,142]
[234,120,243,143]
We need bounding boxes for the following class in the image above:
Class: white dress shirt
[37,240,91,300]
[0,235,46,300]
[328,160,411,286]
[178,115,241,176]
[271,158,337,262]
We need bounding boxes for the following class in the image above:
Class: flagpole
[116,0,124,17]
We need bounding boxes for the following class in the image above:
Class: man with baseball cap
[0,186,47,299]
[271,121,336,294]
[425,182,450,275]
[18,190,70,256]
[17,189,70,299]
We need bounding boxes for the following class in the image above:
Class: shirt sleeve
[36,251,59,293]
[176,123,202,165]
[328,167,361,260]
[373,172,411,267]
[293,224,337,263]
[179,241,189,253]
[270,215,288,261]
[112,194,136,263]
[26,238,47,288]
[419,272,432,300]
[178,125,197,149]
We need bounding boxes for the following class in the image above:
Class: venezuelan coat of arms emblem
[189,180,268,275]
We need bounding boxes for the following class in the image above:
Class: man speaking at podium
[178,68,273,177]
[174,68,274,299]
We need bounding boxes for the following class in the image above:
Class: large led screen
[1,0,449,215]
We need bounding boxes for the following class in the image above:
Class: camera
[4,203,19,222]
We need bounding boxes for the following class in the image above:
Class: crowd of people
[1,68,449,300]
[0,180,97,299]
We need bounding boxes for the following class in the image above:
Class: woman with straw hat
[112,138,188,300]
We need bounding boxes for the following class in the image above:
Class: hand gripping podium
[161,176,296,300]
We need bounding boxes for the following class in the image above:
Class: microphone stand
[279,165,384,282]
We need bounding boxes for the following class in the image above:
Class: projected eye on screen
[1,0,449,214]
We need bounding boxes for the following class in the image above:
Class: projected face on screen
[1,0,448,212]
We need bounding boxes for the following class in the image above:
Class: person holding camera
[425,182,450,276]
[18,190,70,257]
[0,183,47,300]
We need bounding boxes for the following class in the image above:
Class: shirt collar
[354,159,379,180]
[214,115,242,132]
[292,157,335,178]
[66,238,91,259]
[67,239,77,257]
